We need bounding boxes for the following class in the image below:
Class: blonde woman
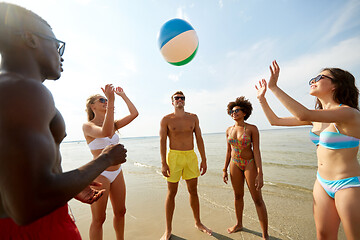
[83,84,138,240]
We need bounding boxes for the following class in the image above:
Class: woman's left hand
[255,173,264,191]
[114,87,125,97]
[268,60,280,89]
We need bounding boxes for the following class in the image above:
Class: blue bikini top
[309,123,359,150]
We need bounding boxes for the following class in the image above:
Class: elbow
[296,111,310,122]
[103,130,114,138]
[133,111,139,119]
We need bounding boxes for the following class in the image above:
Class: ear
[21,32,38,49]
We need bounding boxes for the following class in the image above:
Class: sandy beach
[69,168,345,240]
[61,129,350,240]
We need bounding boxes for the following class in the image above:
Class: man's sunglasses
[228,108,242,115]
[33,32,66,57]
[16,31,66,56]
[173,96,185,101]
[309,75,334,85]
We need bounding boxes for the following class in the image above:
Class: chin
[47,72,61,81]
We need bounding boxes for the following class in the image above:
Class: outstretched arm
[265,60,355,124]
[255,78,311,126]
[0,81,127,225]
[114,87,139,130]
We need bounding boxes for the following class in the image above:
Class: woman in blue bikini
[255,60,360,239]
[83,84,138,240]
[222,96,269,239]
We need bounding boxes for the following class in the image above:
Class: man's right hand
[101,144,127,166]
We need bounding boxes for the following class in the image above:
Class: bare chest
[50,109,66,145]
[168,118,195,134]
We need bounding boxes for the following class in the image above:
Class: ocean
[61,127,318,194]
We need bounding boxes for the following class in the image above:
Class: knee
[114,207,126,218]
[167,189,178,199]
[92,214,106,226]
[234,193,244,201]
[252,197,264,207]
[317,230,334,240]
[187,187,198,197]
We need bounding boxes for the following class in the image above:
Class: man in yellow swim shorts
[159,91,212,240]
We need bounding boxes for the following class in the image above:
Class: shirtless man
[160,91,212,240]
[0,3,126,239]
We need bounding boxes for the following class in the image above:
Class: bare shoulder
[0,74,55,121]
[226,126,233,133]
[161,113,175,122]
[246,123,259,132]
[82,121,94,132]
[186,112,199,120]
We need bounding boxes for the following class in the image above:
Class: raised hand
[101,84,115,102]
[114,86,125,97]
[268,60,280,89]
[255,79,267,101]
[75,182,105,204]
[101,143,127,166]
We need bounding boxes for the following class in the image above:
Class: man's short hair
[0,2,50,52]
[171,91,185,101]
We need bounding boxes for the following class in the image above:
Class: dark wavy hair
[227,96,253,120]
[315,68,359,110]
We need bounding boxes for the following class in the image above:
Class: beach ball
[158,18,199,66]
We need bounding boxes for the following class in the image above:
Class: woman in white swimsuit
[83,84,138,240]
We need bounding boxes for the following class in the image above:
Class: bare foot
[160,231,171,240]
[195,222,212,236]
[227,224,243,233]
[262,234,270,240]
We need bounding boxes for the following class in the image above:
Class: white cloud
[322,0,360,42]
[168,72,182,82]
[219,0,224,8]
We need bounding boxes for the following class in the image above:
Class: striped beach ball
[158,18,199,66]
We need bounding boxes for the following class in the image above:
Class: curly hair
[227,96,253,120]
[85,94,103,121]
[315,68,359,110]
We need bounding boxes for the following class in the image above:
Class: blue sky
[5,0,360,141]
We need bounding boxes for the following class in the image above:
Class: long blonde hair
[85,94,102,121]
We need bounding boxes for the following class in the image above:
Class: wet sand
[69,169,346,240]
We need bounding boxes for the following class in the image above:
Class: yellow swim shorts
[166,149,200,183]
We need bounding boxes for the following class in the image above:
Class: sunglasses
[97,98,108,103]
[15,31,66,56]
[309,74,334,85]
[173,96,185,101]
[228,108,242,115]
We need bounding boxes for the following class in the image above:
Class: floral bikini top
[228,125,251,159]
